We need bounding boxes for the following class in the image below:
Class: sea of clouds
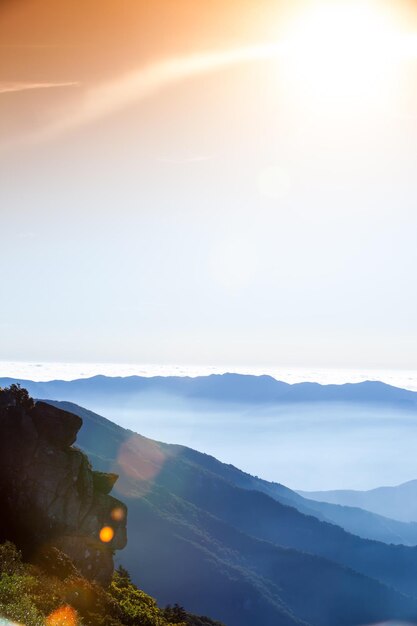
[1,360,417,391]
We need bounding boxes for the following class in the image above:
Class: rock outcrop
[0,388,127,584]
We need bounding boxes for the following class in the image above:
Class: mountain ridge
[41,399,417,626]
[300,479,417,523]
[2,374,417,407]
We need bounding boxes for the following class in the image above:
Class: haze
[2,0,417,369]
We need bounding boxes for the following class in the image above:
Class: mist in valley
[86,394,417,491]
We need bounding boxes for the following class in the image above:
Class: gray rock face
[0,397,127,584]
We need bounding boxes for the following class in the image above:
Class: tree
[0,384,34,411]
[163,604,188,623]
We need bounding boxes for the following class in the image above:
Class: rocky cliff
[0,385,127,584]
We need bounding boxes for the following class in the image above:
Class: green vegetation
[0,384,34,411]
[0,543,223,626]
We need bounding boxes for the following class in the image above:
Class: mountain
[197,462,417,546]
[2,373,417,408]
[161,446,417,547]
[4,374,417,546]
[4,374,417,502]
[44,399,417,626]
[0,544,226,626]
[300,480,417,523]
[287,496,417,545]
[0,386,126,583]
[0,386,224,626]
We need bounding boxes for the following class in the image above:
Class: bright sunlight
[280,0,417,113]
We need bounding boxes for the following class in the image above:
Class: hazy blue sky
[2,0,417,369]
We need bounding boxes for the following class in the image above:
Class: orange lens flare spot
[46,605,77,626]
[99,526,114,543]
[111,507,125,522]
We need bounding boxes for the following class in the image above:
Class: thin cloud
[19,43,284,144]
[0,81,79,95]
[0,44,92,48]
[6,27,417,147]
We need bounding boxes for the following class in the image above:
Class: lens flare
[99,526,114,543]
[46,606,78,626]
[117,436,167,483]
[111,507,125,522]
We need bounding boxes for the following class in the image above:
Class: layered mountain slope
[45,400,417,626]
[7,374,417,545]
[165,445,417,546]
[300,480,417,523]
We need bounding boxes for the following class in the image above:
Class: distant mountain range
[43,399,417,626]
[4,373,417,543]
[300,480,417,524]
[2,373,417,407]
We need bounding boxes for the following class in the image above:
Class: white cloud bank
[1,361,417,391]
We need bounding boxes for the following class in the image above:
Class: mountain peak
[0,386,127,584]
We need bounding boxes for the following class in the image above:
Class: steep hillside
[165,445,417,546]
[46,400,417,626]
[0,540,224,626]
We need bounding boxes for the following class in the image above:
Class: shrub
[0,541,24,575]
[0,573,44,626]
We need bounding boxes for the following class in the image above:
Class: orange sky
[0,0,285,142]
[0,0,288,85]
[2,0,417,368]
[1,0,417,145]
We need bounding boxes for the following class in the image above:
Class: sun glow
[8,1,417,146]
[279,1,417,112]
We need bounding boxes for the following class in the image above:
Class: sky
[2,0,417,370]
